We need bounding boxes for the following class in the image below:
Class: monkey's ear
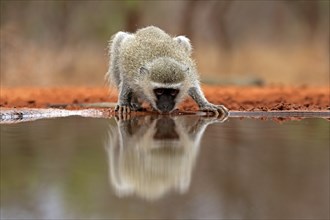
[174,36,192,55]
[139,66,149,75]
[183,66,190,73]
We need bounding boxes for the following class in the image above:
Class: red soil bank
[0,86,329,111]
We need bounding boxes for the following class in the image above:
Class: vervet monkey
[106,26,228,117]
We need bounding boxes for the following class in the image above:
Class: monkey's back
[119,26,193,81]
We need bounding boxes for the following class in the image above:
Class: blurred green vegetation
[0,0,329,86]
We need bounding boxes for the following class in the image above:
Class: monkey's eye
[170,89,179,97]
[154,88,164,96]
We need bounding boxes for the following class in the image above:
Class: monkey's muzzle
[156,98,175,113]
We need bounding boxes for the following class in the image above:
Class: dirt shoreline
[0,85,329,111]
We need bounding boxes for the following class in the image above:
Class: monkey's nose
[157,104,174,113]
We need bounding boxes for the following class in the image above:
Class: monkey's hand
[199,103,229,120]
[188,87,229,119]
[115,104,131,114]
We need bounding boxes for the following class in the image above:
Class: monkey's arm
[188,86,228,118]
[115,82,132,113]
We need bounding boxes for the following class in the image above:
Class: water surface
[1,115,329,219]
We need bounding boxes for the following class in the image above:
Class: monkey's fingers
[200,104,229,120]
[200,106,219,117]
[215,105,229,121]
[115,105,131,114]
[216,105,229,116]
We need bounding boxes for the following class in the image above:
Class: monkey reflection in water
[105,115,227,200]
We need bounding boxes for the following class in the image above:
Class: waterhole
[0,114,329,219]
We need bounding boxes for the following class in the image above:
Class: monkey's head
[138,57,191,113]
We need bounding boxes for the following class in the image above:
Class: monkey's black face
[154,88,179,113]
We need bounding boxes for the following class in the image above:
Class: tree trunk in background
[125,8,140,33]
[210,1,232,51]
[181,0,197,42]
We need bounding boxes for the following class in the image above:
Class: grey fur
[106,26,228,117]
